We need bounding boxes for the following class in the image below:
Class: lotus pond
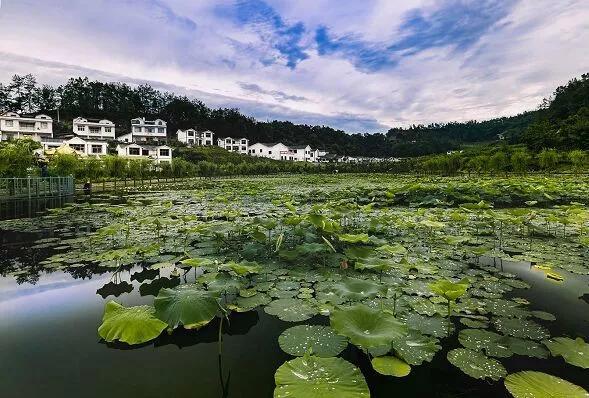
[1,174,589,398]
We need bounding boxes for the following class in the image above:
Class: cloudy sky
[0,0,587,132]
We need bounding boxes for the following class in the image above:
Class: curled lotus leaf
[504,371,589,398]
[543,337,589,368]
[224,260,262,276]
[338,233,370,244]
[429,278,469,301]
[264,298,317,322]
[278,325,348,357]
[371,356,411,377]
[447,348,507,381]
[330,304,408,349]
[98,301,167,345]
[154,285,219,330]
[274,354,369,398]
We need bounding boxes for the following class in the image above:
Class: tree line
[1,72,587,157]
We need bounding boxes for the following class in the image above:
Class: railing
[0,176,75,200]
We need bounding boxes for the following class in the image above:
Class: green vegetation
[2,174,588,396]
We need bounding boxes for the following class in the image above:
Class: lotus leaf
[339,233,370,244]
[98,301,167,345]
[264,298,317,322]
[330,304,408,349]
[447,348,506,381]
[392,330,441,365]
[278,325,348,357]
[371,356,411,377]
[494,317,550,340]
[328,277,386,301]
[274,355,369,398]
[504,371,588,398]
[228,293,271,312]
[543,337,589,368]
[405,313,453,338]
[154,285,219,330]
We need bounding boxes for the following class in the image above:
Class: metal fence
[0,176,75,200]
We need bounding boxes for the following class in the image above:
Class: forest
[0,73,587,157]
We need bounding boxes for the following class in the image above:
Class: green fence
[0,176,75,199]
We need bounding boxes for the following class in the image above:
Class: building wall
[73,118,115,140]
[0,113,53,141]
[218,137,249,154]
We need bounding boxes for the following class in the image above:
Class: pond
[1,175,588,398]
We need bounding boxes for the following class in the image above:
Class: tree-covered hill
[0,73,587,157]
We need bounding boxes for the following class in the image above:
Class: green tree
[511,149,532,174]
[537,149,559,173]
[489,151,508,175]
[569,150,587,174]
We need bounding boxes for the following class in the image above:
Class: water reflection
[96,281,134,298]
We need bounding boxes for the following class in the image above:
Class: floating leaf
[98,301,166,345]
[371,356,411,377]
[264,298,317,322]
[154,285,219,330]
[328,277,386,302]
[392,330,441,365]
[504,371,589,398]
[494,317,550,340]
[228,293,271,312]
[274,355,369,398]
[405,313,453,338]
[330,304,408,349]
[543,337,589,368]
[279,325,348,357]
[447,348,506,381]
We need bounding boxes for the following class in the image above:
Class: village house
[72,117,115,140]
[248,142,319,162]
[40,136,109,157]
[116,142,173,163]
[0,112,53,141]
[217,137,249,154]
[177,129,214,146]
[118,117,167,143]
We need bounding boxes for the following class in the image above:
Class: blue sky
[0,0,587,132]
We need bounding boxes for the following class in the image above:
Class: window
[129,147,140,155]
[241,146,246,150]
[269,151,272,154]
[158,121,162,125]
[77,125,85,131]
[105,127,112,133]
[188,139,194,145]
[147,128,154,133]
[70,144,85,152]
[259,149,262,153]
[40,122,48,128]
[159,149,170,157]
[158,128,164,133]
[6,120,13,127]
[188,131,194,136]
[89,127,100,135]
[142,149,149,156]
[91,145,103,154]
[241,139,247,144]
[134,127,140,132]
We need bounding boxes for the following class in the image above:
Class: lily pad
[154,285,219,330]
[279,325,348,357]
[328,277,386,302]
[543,337,589,368]
[447,348,507,381]
[504,371,589,398]
[493,317,550,340]
[264,298,317,322]
[392,330,441,365]
[371,356,411,377]
[98,301,167,345]
[274,355,370,398]
[330,304,408,349]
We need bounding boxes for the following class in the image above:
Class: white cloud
[0,0,587,132]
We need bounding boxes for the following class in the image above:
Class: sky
[0,0,587,133]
